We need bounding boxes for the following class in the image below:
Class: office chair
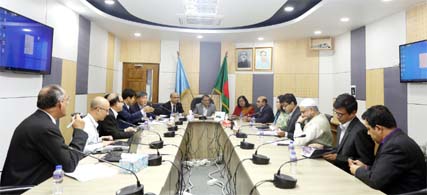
[393,188,427,195]
[0,185,34,194]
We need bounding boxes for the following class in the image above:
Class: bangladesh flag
[213,55,229,113]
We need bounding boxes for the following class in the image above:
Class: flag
[175,57,191,97]
[213,56,229,113]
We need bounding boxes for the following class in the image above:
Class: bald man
[98,93,136,139]
[156,92,184,117]
[246,96,274,123]
[82,96,114,153]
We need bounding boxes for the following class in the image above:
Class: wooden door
[122,63,159,103]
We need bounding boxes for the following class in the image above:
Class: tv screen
[399,40,427,83]
[0,7,54,74]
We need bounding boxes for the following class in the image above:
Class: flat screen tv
[0,7,54,74]
[399,40,427,83]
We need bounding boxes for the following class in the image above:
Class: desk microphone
[65,146,144,195]
[273,157,308,189]
[119,119,164,149]
[252,134,306,165]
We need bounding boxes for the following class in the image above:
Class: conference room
[0,0,426,194]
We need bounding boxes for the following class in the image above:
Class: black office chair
[392,188,427,195]
[0,185,34,194]
[190,96,214,111]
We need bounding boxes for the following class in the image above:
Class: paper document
[258,131,277,136]
[65,163,119,182]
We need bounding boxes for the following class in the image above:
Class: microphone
[119,119,164,149]
[273,157,308,189]
[252,134,306,165]
[148,148,162,166]
[65,146,144,195]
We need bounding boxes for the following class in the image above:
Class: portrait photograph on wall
[236,48,253,71]
[254,47,272,71]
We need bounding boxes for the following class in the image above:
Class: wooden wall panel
[221,41,236,74]
[235,74,253,103]
[273,39,319,98]
[106,33,115,93]
[120,40,161,63]
[366,69,384,108]
[406,3,427,43]
[179,40,200,113]
[59,60,77,144]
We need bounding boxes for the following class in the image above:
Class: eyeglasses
[333,110,346,117]
[61,96,70,104]
[97,107,109,112]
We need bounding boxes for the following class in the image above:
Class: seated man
[193,95,216,117]
[293,98,333,147]
[276,93,301,139]
[98,93,136,139]
[118,88,145,129]
[1,85,88,187]
[349,105,426,194]
[323,94,375,173]
[82,96,114,154]
[155,92,184,117]
[247,96,274,123]
[130,91,155,120]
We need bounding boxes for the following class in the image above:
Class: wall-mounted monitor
[399,40,427,83]
[0,7,54,75]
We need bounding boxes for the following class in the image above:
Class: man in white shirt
[82,96,114,153]
[293,98,333,147]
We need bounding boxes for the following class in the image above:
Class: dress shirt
[339,117,354,144]
[82,113,102,153]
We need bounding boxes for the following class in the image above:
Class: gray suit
[193,103,216,116]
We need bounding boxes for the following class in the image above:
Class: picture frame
[254,47,272,71]
[236,48,253,71]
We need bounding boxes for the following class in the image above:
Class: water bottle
[250,116,255,127]
[52,165,64,195]
[239,112,243,124]
[289,141,297,177]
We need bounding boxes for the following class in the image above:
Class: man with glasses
[1,85,88,189]
[82,96,114,154]
[193,95,216,117]
[277,93,301,139]
[323,93,375,173]
[98,93,136,139]
[155,92,184,117]
[293,98,333,147]
[130,91,155,120]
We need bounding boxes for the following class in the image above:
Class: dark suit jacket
[283,107,301,139]
[98,109,134,139]
[117,104,142,129]
[332,117,375,172]
[355,129,426,194]
[129,103,156,121]
[155,101,184,117]
[254,104,274,123]
[0,110,88,187]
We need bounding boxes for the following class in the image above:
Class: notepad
[65,163,119,182]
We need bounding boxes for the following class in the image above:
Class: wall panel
[366,69,384,108]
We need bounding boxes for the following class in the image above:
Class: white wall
[408,83,427,145]
[318,50,335,114]
[159,40,179,102]
[113,37,123,94]
[88,22,108,93]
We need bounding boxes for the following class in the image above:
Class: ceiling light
[104,0,115,5]
[284,6,294,12]
[314,30,322,35]
[22,28,32,32]
[197,35,203,39]
[258,37,264,41]
[381,0,392,2]
[134,32,141,37]
[340,17,350,22]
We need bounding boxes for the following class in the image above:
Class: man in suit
[118,88,144,129]
[323,94,375,173]
[193,95,216,117]
[129,91,155,120]
[247,96,274,123]
[155,92,184,117]
[277,93,301,139]
[349,105,426,194]
[98,93,136,139]
[1,85,88,188]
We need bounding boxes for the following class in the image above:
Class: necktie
[172,105,176,113]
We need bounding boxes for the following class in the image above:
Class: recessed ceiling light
[284,6,294,12]
[104,0,115,5]
[257,37,264,41]
[314,30,322,35]
[22,28,32,32]
[134,32,141,37]
[340,17,350,22]
[197,35,203,39]
[381,0,392,2]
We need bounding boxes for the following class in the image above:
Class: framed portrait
[236,48,253,71]
[254,47,272,71]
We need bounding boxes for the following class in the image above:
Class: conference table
[24,120,383,195]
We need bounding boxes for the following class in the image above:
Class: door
[122,63,159,103]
